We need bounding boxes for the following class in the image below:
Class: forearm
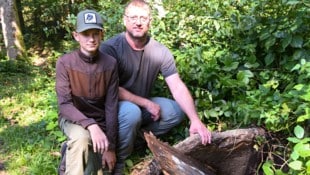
[166,74,211,144]
[172,83,201,123]
[119,87,151,108]
[58,102,97,127]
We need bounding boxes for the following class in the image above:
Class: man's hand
[87,124,109,154]
[102,150,116,172]
[145,100,161,121]
[189,120,212,145]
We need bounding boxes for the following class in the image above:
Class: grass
[0,60,60,175]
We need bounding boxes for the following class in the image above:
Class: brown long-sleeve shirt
[55,49,119,150]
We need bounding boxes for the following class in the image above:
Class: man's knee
[151,97,185,122]
[174,104,185,123]
[118,101,142,128]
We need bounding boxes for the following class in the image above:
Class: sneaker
[113,162,125,175]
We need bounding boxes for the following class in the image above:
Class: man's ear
[123,16,127,27]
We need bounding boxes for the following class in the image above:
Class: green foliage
[20,0,126,50]
[149,0,310,173]
[1,0,310,174]
[0,60,31,74]
[0,60,60,174]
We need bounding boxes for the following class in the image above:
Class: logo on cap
[84,13,97,24]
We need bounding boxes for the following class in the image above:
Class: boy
[56,9,118,175]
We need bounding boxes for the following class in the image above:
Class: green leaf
[125,159,134,167]
[264,53,275,66]
[265,37,276,50]
[290,35,303,48]
[294,142,310,158]
[292,50,304,60]
[297,108,310,122]
[294,125,304,139]
[237,70,254,85]
[306,160,310,174]
[290,150,299,160]
[297,113,310,122]
[287,137,300,143]
[46,122,57,131]
[281,34,292,50]
[293,84,304,91]
[209,109,219,118]
[244,62,260,68]
[259,31,271,41]
[262,161,274,175]
[214,20,220,31]
[223,61,239,71]
[288,160,302,170]
[291,63,301,71]
[275,169,288,175]
[286,0,301,5]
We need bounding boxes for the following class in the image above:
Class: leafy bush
[2,0,309,174]
[149,0,309,174]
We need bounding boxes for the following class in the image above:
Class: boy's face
[73,29,103,56]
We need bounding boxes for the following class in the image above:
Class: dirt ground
[0,162,7,175]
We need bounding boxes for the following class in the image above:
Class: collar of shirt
[78,49,99,63]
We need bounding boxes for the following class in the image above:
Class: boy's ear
[72,31,79,42]
[101,30,104,40]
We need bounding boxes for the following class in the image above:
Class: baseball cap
[76,10,103,32]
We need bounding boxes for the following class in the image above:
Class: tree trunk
[0,0,25,60]
[144,132,216,175]
[132,128,266,175]
[15,0,24,33]
[0,19,3,53]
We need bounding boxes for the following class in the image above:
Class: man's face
[124,6,151,39]
[73,29,103,56]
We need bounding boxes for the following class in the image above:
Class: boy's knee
[68,136,90,151]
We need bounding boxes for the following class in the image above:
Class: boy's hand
[87,124,109,154]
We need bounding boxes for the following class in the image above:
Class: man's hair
[124,0,151,16]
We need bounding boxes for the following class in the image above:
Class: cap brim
[76,26,103,33]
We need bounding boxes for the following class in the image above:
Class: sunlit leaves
[237,70,254,85]
[294,125,304,139]
[288,160,303,170]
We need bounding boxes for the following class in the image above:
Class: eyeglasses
[125,15,150,24]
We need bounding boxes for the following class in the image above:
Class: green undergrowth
[0,59,61,174]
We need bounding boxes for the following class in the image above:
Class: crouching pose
[56,9,119,175]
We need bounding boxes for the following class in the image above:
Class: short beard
[127,30,148,41]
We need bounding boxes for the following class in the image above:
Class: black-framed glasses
[125,15,150,24]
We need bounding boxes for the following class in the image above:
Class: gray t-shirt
[100,33,177,98]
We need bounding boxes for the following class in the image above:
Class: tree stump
[131,128,265,175]
[144,132,216,175]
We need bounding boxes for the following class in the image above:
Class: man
[56,9,119,174]
[100,0,212,173]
